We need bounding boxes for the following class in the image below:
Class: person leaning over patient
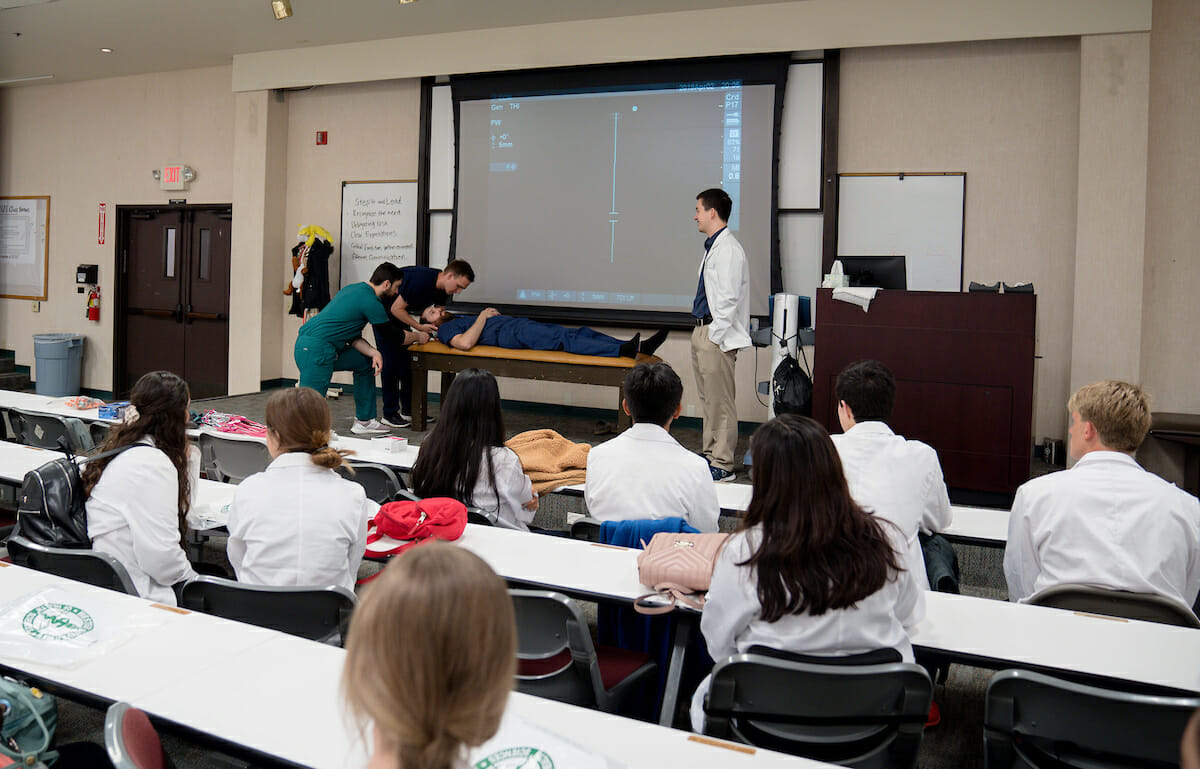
[585,362,720,532]
[226,387,375,592]
[342,543,515,769]
[1004,380,1200,609]
[831,359,953,589]
[421,306,669,359]
[84,371,199,606]
[410,368,539,531]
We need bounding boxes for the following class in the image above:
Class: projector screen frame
[445,53,790,330]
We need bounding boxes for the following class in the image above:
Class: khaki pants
[690,325,739,471]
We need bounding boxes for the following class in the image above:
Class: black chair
[569,516,603,542]
[393,488,495,525]
[702,649,931,769]
[7,408,93,453]
[6,535,138,595]
[104,701,177,769]
[1028,583,1200,628]
[179,575,356,645]
[196,433,270,484]
[337,460,405,503]
[984,669,1200,769]
[510,589,657,713]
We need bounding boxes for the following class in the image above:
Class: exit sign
[160,165,187,191]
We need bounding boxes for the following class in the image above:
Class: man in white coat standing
[690,187,751,482]
[1004,380,1200,610]
[832,360,953,589]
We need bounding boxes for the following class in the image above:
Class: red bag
[365,498,467,558]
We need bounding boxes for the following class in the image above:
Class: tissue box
[371,436,409,453]
[99,401,130,420]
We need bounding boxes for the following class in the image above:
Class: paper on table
[0,587,165,667]
[470,712,623,769]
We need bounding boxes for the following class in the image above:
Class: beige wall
[1070,33,1150,391]
[0,66,235,392]
[1141,0,1200,415]
[839,38,1082,441]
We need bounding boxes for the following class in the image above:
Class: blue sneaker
[710,465,736,483]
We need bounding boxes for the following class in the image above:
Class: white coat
[1004,451,1200,609]
[227,453,374,592]
[468,447,537,532]
[700,228,751,352]
[86,440,200,606]
[832,421,953,590]
[584,423,720,532]
[690,524,924,730]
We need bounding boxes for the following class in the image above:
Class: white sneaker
[351,419,390,435]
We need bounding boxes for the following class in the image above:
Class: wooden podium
[813,289,1036,494]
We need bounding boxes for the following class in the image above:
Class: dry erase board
[836,173,965,292]
[338,180,418,288]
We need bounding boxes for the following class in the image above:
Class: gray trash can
[33,333,85,397]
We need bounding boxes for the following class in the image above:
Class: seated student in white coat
[691,415,924,731]
[831,360,952,589]
[411,368,538,531]
[585,362,719,532]
[84,371,199,606]
[226,387,374,592]
[1005,380,1200,609]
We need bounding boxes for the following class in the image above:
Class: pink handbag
[635,531,730,613]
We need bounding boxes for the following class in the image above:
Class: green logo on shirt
[475,747,554,769]
[22,603,95,640]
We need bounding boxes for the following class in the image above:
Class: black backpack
[13,444,134,549]
[771,356,813,417]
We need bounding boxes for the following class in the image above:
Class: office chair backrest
[509,589,605,709]
[337,461,405,503]
[1029,583,1200,628]
[104,702,168,769]
[197,432,271,484]
[569,517,603,542]
[179,575,356,645]
[984,669,1200,769]
[704,651,932,769]
[9,409,93,453]
[6,535,138,595]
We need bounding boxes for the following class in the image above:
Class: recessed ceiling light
[399,0,418,5]
[99,48,113,53]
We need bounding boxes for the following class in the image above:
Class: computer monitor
[837,255,907,290]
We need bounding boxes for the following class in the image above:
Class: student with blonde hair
[227,387,374,591]
[342,543,515,769]
[1005,380,1200,609]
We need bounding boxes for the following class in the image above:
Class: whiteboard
[836,174,965,292]
[338,180,418,289]
[777,62,824,210]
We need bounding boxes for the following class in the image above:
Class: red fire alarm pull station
[316,131,328,145]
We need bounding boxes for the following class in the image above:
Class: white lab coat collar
[843,421,896,438]
[265,451,326,472]
[624,422,676,441]
[1070,450,1139,470]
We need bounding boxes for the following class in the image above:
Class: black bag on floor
[771,356,813,417]
[14,444,134,549]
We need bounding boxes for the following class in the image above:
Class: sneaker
[710,465,736,483]
[380,413,411,428]
[351,419,390,435]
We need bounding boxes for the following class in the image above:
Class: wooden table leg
[410,353,428,431]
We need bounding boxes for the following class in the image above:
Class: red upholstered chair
[509,589,657,713]
[104,702,173,769]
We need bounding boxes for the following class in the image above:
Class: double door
[116,206,231,399]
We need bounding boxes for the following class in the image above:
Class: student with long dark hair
[84,370,198,605]
[690,414,924,730]
[410,369,537,531]
[227,387,373,591]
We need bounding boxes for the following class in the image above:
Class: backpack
[771,355,813,417]
[13,444,134,549]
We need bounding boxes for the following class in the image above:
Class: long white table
[0,562,835,769]
[0,390,118,425]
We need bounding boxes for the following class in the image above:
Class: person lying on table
[420,306,669,358]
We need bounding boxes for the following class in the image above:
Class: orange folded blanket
[505,428,591,495]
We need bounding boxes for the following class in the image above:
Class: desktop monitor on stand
[837,255,907,290]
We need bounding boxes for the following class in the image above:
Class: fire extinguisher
[87,286,100,322]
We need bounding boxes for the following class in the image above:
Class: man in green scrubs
[294,262,404,434]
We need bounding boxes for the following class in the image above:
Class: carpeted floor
[50,385,1037,767]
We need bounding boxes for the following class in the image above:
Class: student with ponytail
[690,414,925,731]
[227,387,374,591]
[84,370,199,605]
[342,542,515,769]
